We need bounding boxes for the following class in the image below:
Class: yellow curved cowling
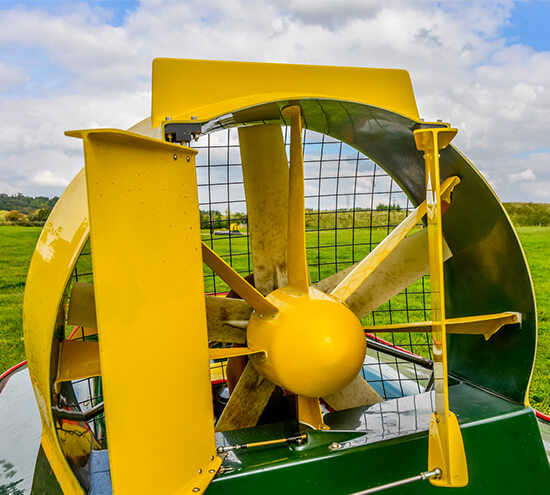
[151,58,420,127]
[23,169,90,494]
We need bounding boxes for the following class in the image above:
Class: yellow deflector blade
[414,127,468,487]
[283,105,309,293]
[329,177,459,303]
[72,129,220,494]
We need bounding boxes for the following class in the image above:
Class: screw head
[328,442,341,451]
[186,155,191,162]
[173,154,178,160]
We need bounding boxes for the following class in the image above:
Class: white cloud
[508,168,536,183]
[0,0,548,202]
[30,169,69,187]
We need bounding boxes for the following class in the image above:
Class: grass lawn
[0,224,548,413]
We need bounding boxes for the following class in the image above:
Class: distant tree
[376,203,401,211]
[4,210,24,223]
[28,208,51,223]
[37,208,51,221]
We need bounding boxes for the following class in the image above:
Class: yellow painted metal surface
[330,176,460,302]
[23,169,89,494]
[151,59,420,127]
[296,395,328,430]
[247,287,366,398]
[364,312,520,340]
[283,105,310,293]
[208,347,264,360]
[209,360,228,382]
[70,129,221,494]
[414,127,468,487]
[56,340,101,389]
[67,282,97,328]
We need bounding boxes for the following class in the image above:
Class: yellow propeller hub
[247,286,366,398]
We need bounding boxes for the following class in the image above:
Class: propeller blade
[202,243,278,315]
[67,282,97,328]
[239,124,289,294]
[364,311,520,341]
[215,361,276,432]
[329,176,459,303]
[205,296,251,344]
[283,105,309,292]
[322,375,382,411]
[318,229,451,319]
[314,263,357,293]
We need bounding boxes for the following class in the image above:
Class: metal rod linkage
[216,433,307,454]
[349,468,441,494]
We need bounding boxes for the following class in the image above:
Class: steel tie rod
[348,468,442,494]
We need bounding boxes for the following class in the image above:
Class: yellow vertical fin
[283,105,310,293]
[414,126,468,487]
[72,129,221,494]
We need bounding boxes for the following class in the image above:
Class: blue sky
[502,0,550,51]
[0,0,550,202]
[0,1,139,26]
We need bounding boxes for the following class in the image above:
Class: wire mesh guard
[64,126,435,448]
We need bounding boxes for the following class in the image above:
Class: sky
[0,0,549,202]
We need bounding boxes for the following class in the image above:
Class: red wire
[1,327,81,384]
[365,332,415,355]
[67,326,81,340]
[536,409,550,423]
[0,360,27,383]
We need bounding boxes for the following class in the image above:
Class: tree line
[2,192,550,228]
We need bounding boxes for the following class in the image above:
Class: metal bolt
[211,455,215,460]
[209,469,215,474]
[259,314,264,319]
[217,446,224,454]
[166,116,172,121]
[191,116,198,120]
[192,489,199,493]
[198,469,202,474]
[186,155,191,162]
[328,442,341,451]
[173,154,178,160]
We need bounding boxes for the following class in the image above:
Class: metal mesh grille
[62,125,435,432]
[194,127,433,372]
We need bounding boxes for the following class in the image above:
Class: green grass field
[0,224,548,413]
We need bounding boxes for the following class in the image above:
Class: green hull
[210,382,550,494]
